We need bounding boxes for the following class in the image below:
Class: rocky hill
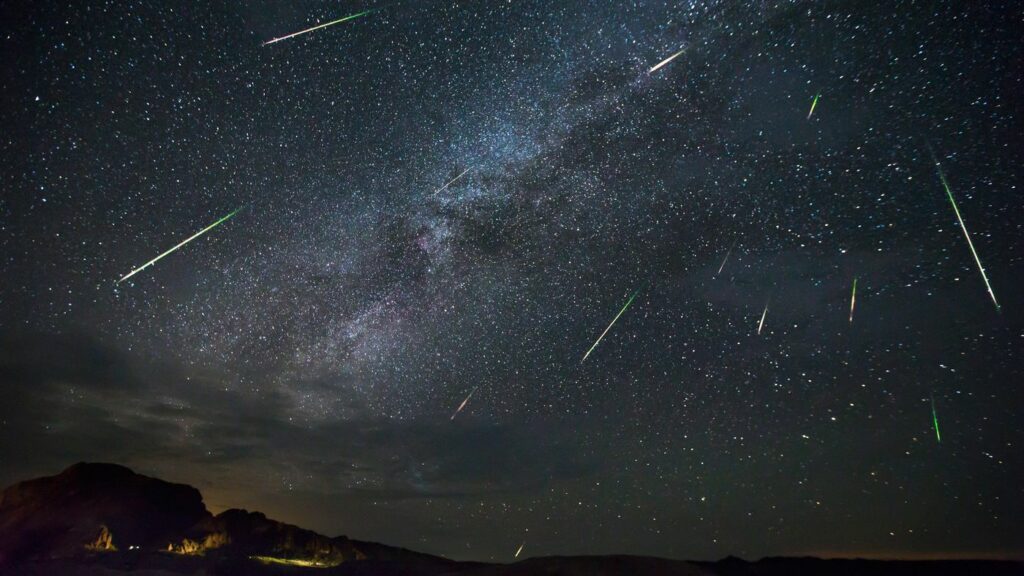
[1,463,1021,575]
[0,462,453,573]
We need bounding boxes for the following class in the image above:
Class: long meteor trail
[582,288,641,362]
[450,387,477,420]
[431,167,472,197]
[515,542,525,558]
[757,302,768,335]
[263,9,374,46]
[928,147,1000,311]
[118,207,243,283]
[849,277,858,323]
[931,395,941,443]
[649,47,686,73]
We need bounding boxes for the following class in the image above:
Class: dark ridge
[2,464,1021,575]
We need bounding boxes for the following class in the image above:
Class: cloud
[0,332,598,504]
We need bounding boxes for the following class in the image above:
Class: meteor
[931,395,941,443]
[648,47,686,73]
[807,92,820,119]
[928,147,1000,311]
[118,207,243,284]
[450,387,477,420]
[515,542,525,558]
[581,287,641,362]
[263,9,374,46]
[716,241,736,276]
[757,302,768,335]
[431,167,472,197]
[848,277,857,323]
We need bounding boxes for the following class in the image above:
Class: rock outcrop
[0,463,208,565]
[0,462,448,572]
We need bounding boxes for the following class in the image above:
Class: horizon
[5,459,1024,566]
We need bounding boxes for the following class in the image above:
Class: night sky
[1,0,1022,563]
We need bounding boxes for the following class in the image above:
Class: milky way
[1,0,1022,563]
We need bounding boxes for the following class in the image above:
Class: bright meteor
[807,92,820,119]
[649,47,686,73]
[928,147,1000,311]
[515,542,525,558]
[431,167,472,197]
[849,277,857,323]
[118,207,243,284]
[263,9,374,46]
[450,387,477,421]
[582,288,641,362]
[757,302,768,335]
[931,395,941,443]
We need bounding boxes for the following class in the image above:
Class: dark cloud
[0,332,597,508]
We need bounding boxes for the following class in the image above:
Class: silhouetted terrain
[1,464,1020,575]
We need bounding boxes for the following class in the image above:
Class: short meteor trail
[757,302,768,335]
[582,288,641,362]
[716,241,736,276]
[807,92,820,119]
[263,9,374,46]
[931,395,941,443]
[118,207,243,284]
[514,542,525,558]
[430,167,472,197]
[450,387,477,420]
[928,147,1000,311]
[848,277,858,323]
[648,47,686,73]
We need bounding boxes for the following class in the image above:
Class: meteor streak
[807,92,820,119]
[431,167,472,197]
[515,542,525,558]
[931,395,941,443]
[849,277,857,323]
[757,302,768,335]
[648,47,686,73]
[118,207,243,284]
[716,241,736,276]
[582,288,641,362]
[928,147,1000,311]
[450,387,477,420]
[263,9,374,46]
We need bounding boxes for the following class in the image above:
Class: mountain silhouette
[1,463,1021,575]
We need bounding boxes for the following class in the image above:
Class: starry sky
[1,0,1022,563]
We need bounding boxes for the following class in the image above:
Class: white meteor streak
[515,542,525,558]
[648,47,686,73]
[849,277,857,323]
[757,303,768,335]
[582,288,641,363]
[450,387,477,420]
[263,10,373,46]
[431,167,472,197]
[716,241,736,276]
[928,147,1000,311]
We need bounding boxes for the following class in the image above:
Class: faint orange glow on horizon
[793,549,1024,561]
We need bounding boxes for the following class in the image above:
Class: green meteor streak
[582,288,641,363]
[118,207,243,283]
[928,147,1000,311]
[263,9,375,46]
[931,395,941,443]
[807,92,820,119]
